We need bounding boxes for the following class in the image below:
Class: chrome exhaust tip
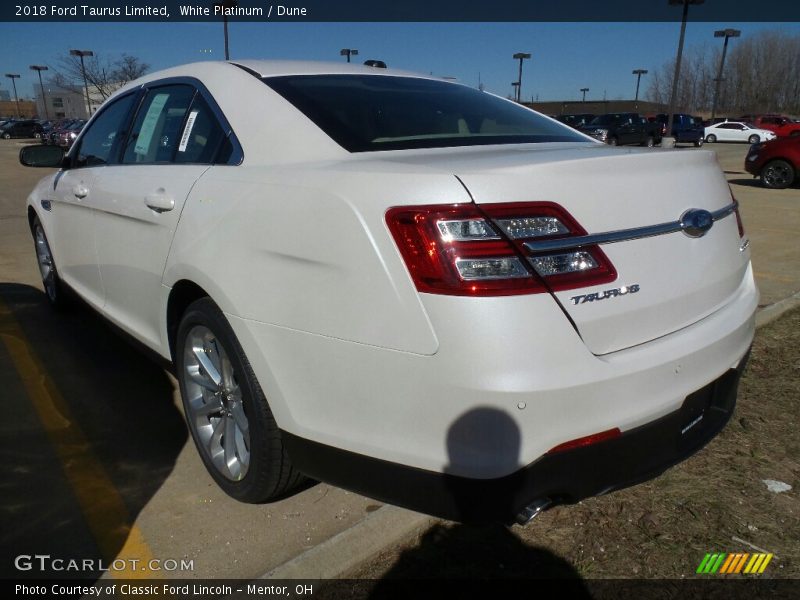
[515,498,553,525]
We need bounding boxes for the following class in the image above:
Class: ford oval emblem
[680,208,714,238]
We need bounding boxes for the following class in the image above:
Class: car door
[90,82,231,349]
[49,92,140,309]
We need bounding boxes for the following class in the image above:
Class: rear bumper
[283,355,747,523]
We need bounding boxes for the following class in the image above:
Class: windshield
[263,75,584,152]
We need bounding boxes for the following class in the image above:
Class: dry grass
[346,308,800,581]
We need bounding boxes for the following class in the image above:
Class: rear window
[263,75,583,152]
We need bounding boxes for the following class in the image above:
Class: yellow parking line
[0,297,160,580]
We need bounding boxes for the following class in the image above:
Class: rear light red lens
[386,202,617,296]
[547,428,621,454]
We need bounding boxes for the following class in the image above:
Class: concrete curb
[261,506,433,579]
[755,291,800,328]
[260,295,800,580]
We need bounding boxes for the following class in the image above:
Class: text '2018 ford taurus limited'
[21,61,757,524]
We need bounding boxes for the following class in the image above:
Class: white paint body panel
[26,61,758,481]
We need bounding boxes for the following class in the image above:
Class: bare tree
[646,29,800,116]
[51,52,150,101]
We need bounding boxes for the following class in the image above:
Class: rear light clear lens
[386,202,617,297]
[494,216,569,239]
[455,257,528,280]
[529,251,598,276]
[437,219,499,241]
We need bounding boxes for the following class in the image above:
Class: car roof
[230,59,427,79]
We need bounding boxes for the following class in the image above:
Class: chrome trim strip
[523,201,738,253]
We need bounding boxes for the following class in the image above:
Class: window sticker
[178,110,199,153]
[134,93,170,155]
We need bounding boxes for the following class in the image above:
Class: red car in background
[745,136,800,189]
[740,115,800,138]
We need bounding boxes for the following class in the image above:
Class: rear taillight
[730,189,745,238]
[386,202,617,296]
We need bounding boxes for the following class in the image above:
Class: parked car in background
[45,119,78,145]
[55,120,86,148]
[19,60,756,524]
[745,136,800,189]
[0,119,43,139]
[653,114,704,147]
[555,113,595,130]
[704,121,776,144]
[739,115,800,138]
[580,113,662,146]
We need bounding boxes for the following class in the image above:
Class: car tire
[760,159,795,190]
[34,132,41,139]
[2,133,10,140]
[644,136,655,148]
[748,134,760,144]
[608,137,618,146]
[694,138,704,147]
[176,297,305,503]
[31,216,70,309]
[705,134,716,143]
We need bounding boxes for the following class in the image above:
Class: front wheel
[705,134,717,143]
[176,298,304,503]
[2,133,10,140]
[748,134,760,144]
[32,217,69,309]
[761,159,795,189]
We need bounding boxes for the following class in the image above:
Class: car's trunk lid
[378,144,750,355]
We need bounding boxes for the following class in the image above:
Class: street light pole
[4,74,21,118]
[30,65,49,119]
[512,52,531,103]
[711,28,741,120]
[632,69,648,102]
[580,87,589,102]
[214,1,238,60]
[663,0,705,147]
[340,48,359,63]
[69,49,94,117]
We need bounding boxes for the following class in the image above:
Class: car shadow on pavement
[339,408,591,598]
[727,178,763,188]
[0,283,186,580]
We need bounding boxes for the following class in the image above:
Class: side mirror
[19,144,65,168]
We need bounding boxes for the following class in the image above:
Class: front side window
[73,93,138,168]
[122,85,195,164]
[264,75,583,152]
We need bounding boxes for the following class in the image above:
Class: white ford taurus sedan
[21,61,757,524]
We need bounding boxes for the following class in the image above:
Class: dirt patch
[345,309,800,581]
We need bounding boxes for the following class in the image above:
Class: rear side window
[264,75,582,152]
[174,94,227,164]
[73,93,138,168]
[122,85,194,164]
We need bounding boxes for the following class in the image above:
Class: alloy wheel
[182,325,251,481]
[34,224,57,302]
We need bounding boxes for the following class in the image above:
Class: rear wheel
[2,133,10,140]
[32,217,69,309]
[705,134,717,143]
[176,297,304,503]
[644,136,655,148]
[694,138,704,147]
[761,159,795,189]
[748,134,760,144]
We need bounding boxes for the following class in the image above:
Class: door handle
[145,190,175,213]
[72,184,89,199]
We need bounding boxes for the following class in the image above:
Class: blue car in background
[653,114,705,147]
